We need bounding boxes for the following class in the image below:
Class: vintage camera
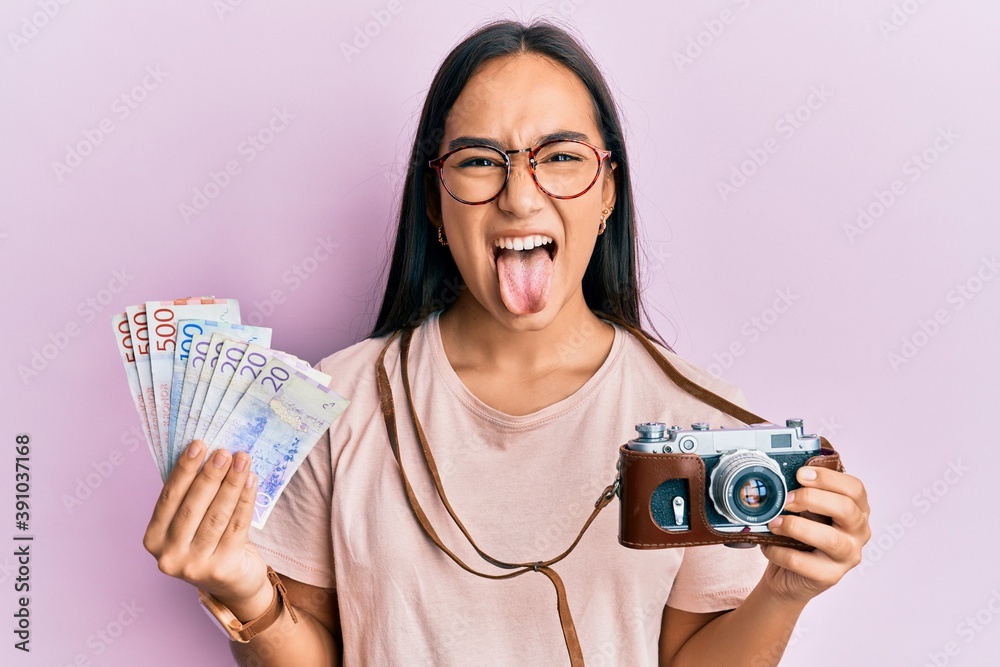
[618,419,841,550]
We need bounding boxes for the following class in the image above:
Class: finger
[190,451,254,556]
[216,468,258,556]
[144,440,208,554]
[796,467,870,517]
[760,544,844,589]
[165,448,236,546]
[784,486,868,535]
[768,514,855,563]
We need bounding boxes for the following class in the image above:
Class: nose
[499,149,545,216]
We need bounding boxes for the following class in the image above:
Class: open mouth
[491,236,557,266]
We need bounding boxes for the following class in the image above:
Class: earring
[598,208,612,235]
[437,225,448,246]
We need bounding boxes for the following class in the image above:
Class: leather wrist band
[198,566,299,643]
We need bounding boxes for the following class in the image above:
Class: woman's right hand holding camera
[143,440,272,620]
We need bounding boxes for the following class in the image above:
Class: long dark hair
[367,18,670,350]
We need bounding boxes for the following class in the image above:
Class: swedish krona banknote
[112,298,349,528]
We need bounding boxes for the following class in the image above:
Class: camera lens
[738,477,769,511]
[732,473,777,519]
[709,451,786,525]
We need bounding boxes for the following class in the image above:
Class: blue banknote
[168,320,270,465]
[210,357,348,528]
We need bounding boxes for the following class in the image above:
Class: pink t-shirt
[248,309,768,666]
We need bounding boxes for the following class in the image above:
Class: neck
[438,289,613,375]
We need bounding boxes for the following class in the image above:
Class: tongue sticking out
[496,246,553,315]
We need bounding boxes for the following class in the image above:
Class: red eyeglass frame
[427,139,613,205]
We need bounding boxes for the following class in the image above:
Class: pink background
[2,1,998,665]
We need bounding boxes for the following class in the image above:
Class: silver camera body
[627,420,822,534]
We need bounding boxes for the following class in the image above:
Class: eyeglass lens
[438,141,603,203]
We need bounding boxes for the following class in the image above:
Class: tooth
[523,237,535,250]
[513,238,524,251]
[504,239,514,250]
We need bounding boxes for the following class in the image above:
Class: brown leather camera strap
[376,326,617,666]
[597,312,767,426]
[596,312,836,453]
[374,312,825,665]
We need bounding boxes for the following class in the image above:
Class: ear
[425,170,442,228]
[602,160,618,213]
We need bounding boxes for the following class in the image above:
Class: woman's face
[428,53,617,331]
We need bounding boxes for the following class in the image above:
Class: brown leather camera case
[618,444,844,550]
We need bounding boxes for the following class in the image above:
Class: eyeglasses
[427,139,613,205]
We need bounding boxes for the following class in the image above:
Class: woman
[143,19,871,666]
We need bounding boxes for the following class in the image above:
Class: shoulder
[615,324,750,410]
[314,332,397,399]
[305,331,400,460]
[311,315,432,423]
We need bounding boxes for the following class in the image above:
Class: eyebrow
[446,129,591,152]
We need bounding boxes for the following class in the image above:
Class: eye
[542,152,583,163]
[538,149,590,166]
[457,157,503,168]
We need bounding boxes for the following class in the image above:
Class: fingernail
[213,450,230,468]
[770,516,784,528]
[187,441,203,458]
[245,473,256,489]
[233,453,248,472]
[785,491,796,505]
[799,467,817,481]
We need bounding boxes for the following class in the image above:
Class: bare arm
[659,590,805,666]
